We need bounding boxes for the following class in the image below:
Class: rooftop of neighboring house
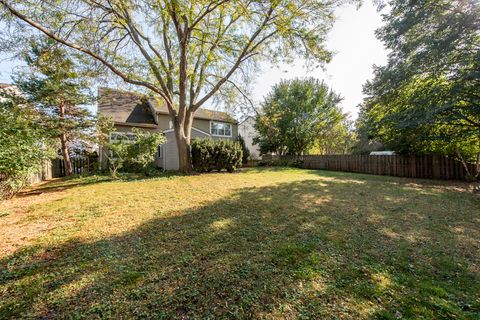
[0,83,12,89]
[98,87,237,127]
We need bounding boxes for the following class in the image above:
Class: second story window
[210,121,232,137]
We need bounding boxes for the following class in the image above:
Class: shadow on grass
[1,173,479,318]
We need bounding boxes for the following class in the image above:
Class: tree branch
[192,5,276,110]
[0,0,167,100]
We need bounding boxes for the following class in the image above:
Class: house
[98,87,238,170]
[238,116,261,160]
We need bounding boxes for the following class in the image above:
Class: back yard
[0,168,479,319]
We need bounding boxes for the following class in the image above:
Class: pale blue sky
[0,2,387,119]
[251,2,388,119]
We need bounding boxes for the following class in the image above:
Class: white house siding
[238,117,260,160]
[163,128,210,170]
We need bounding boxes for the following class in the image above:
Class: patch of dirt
[0,183,67,258]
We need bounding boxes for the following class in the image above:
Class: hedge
[191,138,243,173]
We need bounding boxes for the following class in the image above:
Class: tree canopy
[254,78,345,156]
[359,0,480,176]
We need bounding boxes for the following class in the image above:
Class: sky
[0,1,388,119]
[250,2,388,119]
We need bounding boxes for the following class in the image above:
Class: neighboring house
[98,87,238,170]
[238,116,261,160]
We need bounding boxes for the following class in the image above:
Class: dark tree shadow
[1,173,479,319]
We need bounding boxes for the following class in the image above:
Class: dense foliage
[191,139,242,173]
[254,78,346,156]
[0,90,54,199]
[0,0,356,171]
[237,134,250,165]
[98,119,165,179]
[358,0,480,178]
[13,39,94,176]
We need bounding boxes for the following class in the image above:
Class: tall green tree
[0,0,357,172]
[13,39,94,176]
[361,0,480,178]
[0,88,54,199]
[254,78,345,156]
[310,118,356,155]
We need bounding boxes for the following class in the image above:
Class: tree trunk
[59,101,73,176]
[174,110,194,173]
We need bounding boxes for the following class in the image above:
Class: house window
[210,121,232,137]
[108,132,137,158]
[169,120,173,129]
[109,132,136,143]
[158,144,164,158]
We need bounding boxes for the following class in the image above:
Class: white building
[238,116,261,160]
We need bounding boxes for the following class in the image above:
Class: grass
[0,168,479,319]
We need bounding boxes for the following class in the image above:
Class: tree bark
[174,110,194,173]
[59,101,73,176]
[175,130,192,173]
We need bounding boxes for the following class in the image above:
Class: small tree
[0,90,54,199]
[237,134,250,165]
[107,139,131,179]
[13,38,94,176]
[99,124,165,179]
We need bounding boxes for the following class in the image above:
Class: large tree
[254,78,344,156]
[361,0,480,177]
[0,0,352,172]
[13,39,94,176]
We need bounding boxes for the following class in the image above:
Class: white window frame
[210,121,232,137]
[109,132,136,143]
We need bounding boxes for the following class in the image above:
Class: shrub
[0,92,55,199]
[100,126,166,179]
[237,134,250,165]
[191,138,242,173]
[257,159,304,168]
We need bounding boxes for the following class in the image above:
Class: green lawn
[1,168,479,319]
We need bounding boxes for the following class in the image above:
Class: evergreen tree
[14,39,94,176]
[237,134,250,165]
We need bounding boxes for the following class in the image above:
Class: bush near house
[237,134,250,165]
[191,138,242,173]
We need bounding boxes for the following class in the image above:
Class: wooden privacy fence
[264,155,475,180]
[52,156,98,177]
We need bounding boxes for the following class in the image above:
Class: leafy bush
[258,159,304,168]
[237,134,250,165]
[191,138,242,173]
[0,91,54,199]
[99,122,165,179]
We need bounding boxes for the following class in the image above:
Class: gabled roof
[148,97,237,123]
[98,88,156,125]
[98,87,237,125]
